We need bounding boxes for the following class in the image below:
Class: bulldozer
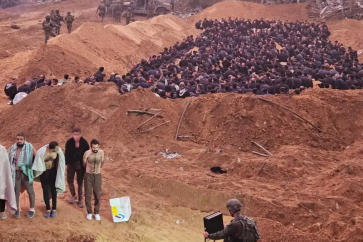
[122,0,171,16]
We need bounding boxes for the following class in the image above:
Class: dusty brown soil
[1,1,363,242]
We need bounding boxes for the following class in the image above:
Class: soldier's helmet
[45,15,51,19]
[226,199,242,212]
[67,11,71,14]
[56,9,59,12]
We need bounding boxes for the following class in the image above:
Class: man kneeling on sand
[83,139,104,221]
[33,141,66,218]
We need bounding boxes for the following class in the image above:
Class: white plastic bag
[13,92,27,105]
[109,196,132,223]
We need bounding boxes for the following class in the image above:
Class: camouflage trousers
[147,12,154,19]
[45,31,56,43]
[67,23,72,33]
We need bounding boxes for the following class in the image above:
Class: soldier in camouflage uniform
[54,10,65,35]
[105,0,112,16]
[42,15,56,44]
[65,11,74,34]
[112,0,122,22]
[97,1,106,22]
[125,7,132,25]
[147,0,155,19]
[203,199,260,242]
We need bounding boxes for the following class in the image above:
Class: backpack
[114,4,122,11]
[99,3,106,11]
[42,21,52,31]
[237,215,260,242]
[65,15,73,23]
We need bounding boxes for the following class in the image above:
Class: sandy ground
[1,1,363,241]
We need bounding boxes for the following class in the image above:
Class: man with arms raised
[65,128,89,207]
[0,144,17,219]
[33,141,66,218]
[83,139,104,221]
[8,133,36,218]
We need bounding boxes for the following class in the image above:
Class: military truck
[122,0,171,15]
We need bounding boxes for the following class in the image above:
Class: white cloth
[12,92,27,105]
[0,145,17,214]
[32,145,66,196]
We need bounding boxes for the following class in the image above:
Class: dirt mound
[0,83,120,147]
[0,83,184,149]
[1,76,363,242]
[189,0,310,23]
[18,15,200,81]
[1,84,363,153]
[3,1,363,241]
[181,89,363,152]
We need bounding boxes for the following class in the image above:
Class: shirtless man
[83,139,104,221]
[40,141,60,218]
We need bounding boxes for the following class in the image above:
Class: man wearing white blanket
[0,145,17,220]
[33,141,66,219]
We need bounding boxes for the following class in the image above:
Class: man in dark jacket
[65,128,89,207]
[4,77,18,105]
[94,67,105,82]
[18,81,32,94]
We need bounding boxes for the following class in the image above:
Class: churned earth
[0,1,363,241]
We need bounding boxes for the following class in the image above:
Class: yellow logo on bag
[112,206,118,216]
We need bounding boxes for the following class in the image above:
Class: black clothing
[94,70,105,82]
[40,157,58,211]
[4,82,17,100]
[18,84,32,94]
[67,164,84,199]
[36,82,47,89]
[65,137,89,199]
[177,88,190,98]
[0,199,5,212]
[301,77,313,88]
[65,137,89,168]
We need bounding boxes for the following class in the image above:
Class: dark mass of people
[5,18,363,104]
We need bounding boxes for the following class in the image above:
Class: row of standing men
[0,129,105,221]
[42,10,74,43]
[97,0,136,24]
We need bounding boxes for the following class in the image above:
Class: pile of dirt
[0,83,184,150]
[0,83,121,147]
[188,0,310,23]
[181,89,363,152]
[1,83,362,153]
[18,14,200,81]
[3,1,363,241]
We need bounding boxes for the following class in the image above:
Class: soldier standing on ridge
[42,15,56,44]
[147,0,155,19]
[97,1,106,22]
[65,11,74,34]
[50,10,56,22]
[54,10,65,35]
[113,0,122,22]
[105,0,112,16]
[125,7,131,25]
